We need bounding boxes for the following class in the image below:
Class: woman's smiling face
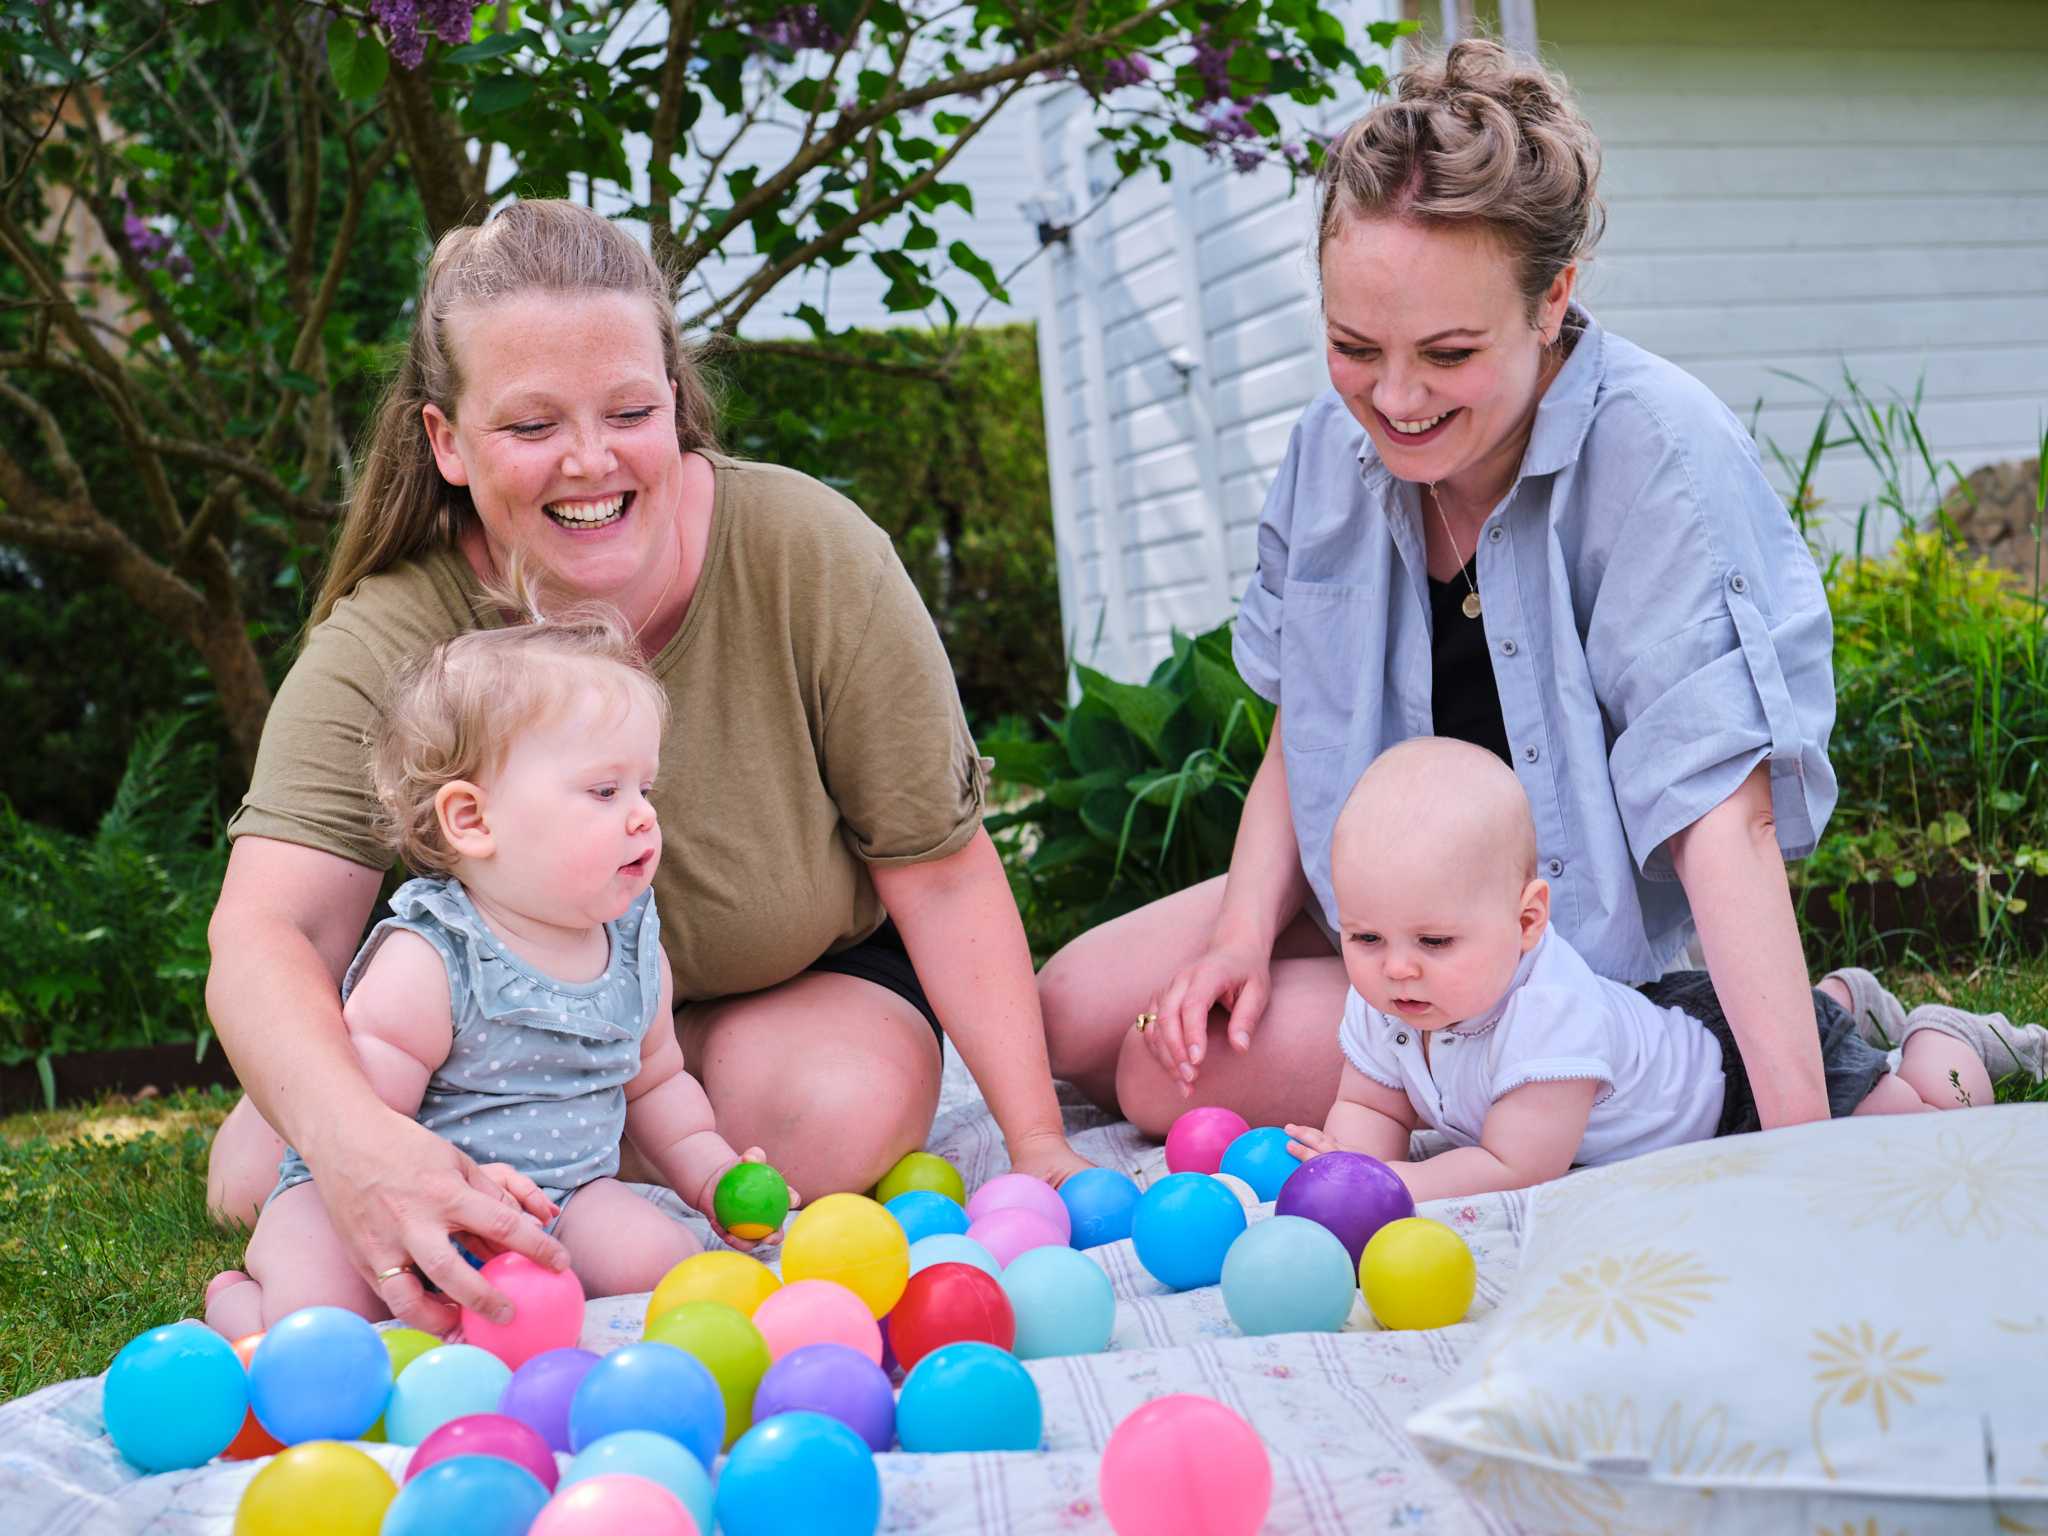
[1320,216,1571,496]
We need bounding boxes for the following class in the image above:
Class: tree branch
[646,0,703,270]
[385,61,486,237]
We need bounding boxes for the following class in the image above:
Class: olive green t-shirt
[227,456,988,1003]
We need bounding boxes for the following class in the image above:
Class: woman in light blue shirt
[1037,40,1996,1138]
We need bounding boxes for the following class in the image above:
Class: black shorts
[1637,971,1890,1135]
[804,918,944,1046]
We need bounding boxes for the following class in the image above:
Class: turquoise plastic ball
[1220,1215,1357,1335]
[1000,1245,1116,1358]
[907,1232,1001,1279]
[887,1189,971,1245]
[248,1305,392,1444]
[716,1410,882,1536]
[1058,1167,1142,1249]
[104,1323,248,1471]
[1131,1172,1247,1291]
[1219,1126,1299,1203]
[896,1342,1042,1453]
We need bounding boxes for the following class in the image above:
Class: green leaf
[326,20,389,102]
[469,75,536,116]
[1062,699,1143,778]
[1076,665,1181,759]
[947,239,1009,303]
[443,32,527,64]
[902,220,938,252]
[279,370,320,394]
[559,28,611,57]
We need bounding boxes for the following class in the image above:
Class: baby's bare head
[1333,737,1538,900]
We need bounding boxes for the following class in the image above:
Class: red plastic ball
[886,1262,1015,1371]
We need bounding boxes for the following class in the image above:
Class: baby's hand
[476,1162,559,1226]
[694,1146,802,1254]
[1285,1124,1338,1162]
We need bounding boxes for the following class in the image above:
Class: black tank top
[1429,556,1511,764]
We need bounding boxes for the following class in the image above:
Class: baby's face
[1333,857,1544,1030]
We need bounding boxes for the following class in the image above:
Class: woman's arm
[1668,761,1829,1128]
[874,827,1088,1186]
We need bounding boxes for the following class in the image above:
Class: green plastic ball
[715,1162,791,1241]
[875,1151,966,1208]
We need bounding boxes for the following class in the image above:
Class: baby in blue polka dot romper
[206,600,792,1336]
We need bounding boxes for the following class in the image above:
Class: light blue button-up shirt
[1233,307,1837,983]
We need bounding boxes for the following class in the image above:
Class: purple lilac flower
[370,0,429,70]
[121,207,172,261]
[752,5,845,51]
[1191,32,1235,102]
[1103,55,1151,90]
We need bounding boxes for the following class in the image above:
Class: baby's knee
[207,1097,286,1230]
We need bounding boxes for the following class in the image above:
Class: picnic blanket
[0,1050,1526,1534]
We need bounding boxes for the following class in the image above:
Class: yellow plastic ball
[780,1192,911,1317]
[361,1327,440,1443]
[1360,1216,1476,1331]
[875,1150,967,1207]
[646,1250,783,1329]
[234,1441,396,1536]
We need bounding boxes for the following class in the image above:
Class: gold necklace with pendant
[1428,482,1482,620]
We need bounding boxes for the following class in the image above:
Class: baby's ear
[1518,877,1551,951]
[435,780,493,861]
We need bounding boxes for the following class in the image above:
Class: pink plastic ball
[404,1411,560,1491]
[1164,1108,1252,1176]
[460,1254,587,1369]
[751,1279,884,1364]
[1100,1394,1272,1536]
[529,1473,699,1536]
[965,1173,1072,1245]
[966,1206,1067,1267]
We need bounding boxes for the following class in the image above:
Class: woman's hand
[306,1109,571,1335]
[1143,940,1275,1096]
[1005,1129,1093,1189]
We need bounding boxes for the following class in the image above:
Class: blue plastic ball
[886,1189,971,1246]
[567,1341,724,1469]
[103,1323,248,1472]
[1131,1171,1248,1291]
[248,1305,391,1444]
[1058,1168,1141,1249]
[1000,1246,1116,1359]
[1219,1126,1299,1203]
[896,1341,1042,1453]
[907,1232,1001,1279]
[564,1430,716,1533]
[384,1343,509,1446]
[382,1454,550,1536]
[716,1410,881,1536]
[1220,1215,1358,1335]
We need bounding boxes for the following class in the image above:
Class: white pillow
[1406,1103,2048,1534]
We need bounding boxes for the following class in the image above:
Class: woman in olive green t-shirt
[205,199,1087,1335]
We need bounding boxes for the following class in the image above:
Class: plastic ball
[885,1189,970,1245]
[386,1344,512,1446]
[565,1432,715,1534]
[907,1232,1001,1279]
[644,1299,774,1449]
[875,1150,966,1207]
[716,1411,882,1536]
[1099,1394,1272,1536]
[781,1193,911,1318]
[896,1341,1042,1453]
[1276,1150,1416,1268]
[965,1205,1067,1266]
[1000,1245,1116,1359]
[498,1346,601,1454]
[221,1334,284,1462]
[1058,1168,1142,1249]
[364,1328,442,1443]
[459,1252,587,1369]
[233,1441,397,1536]
[405,1410,560,1490]
[1211,1172,1260,1210]
[567,1340,723,1469]
[888,1261,1015,1370]
[104,1322,248,1472]
[529,1473,699,1535]
[751,1342,896,1452]
[964,1172,1072,1243]
[248,1306,391,1445]
[647,1250,781,1328]
[1219,1125,1298,1202]
[1360,1216,1477,1330]
[1220,1215,1356,1336]
[715,1161,792,1240]
[751,1277,882,1364]
[383,1454,551,1536]
[1164,1106,1252,1175]
[1130,1172,1247,1291]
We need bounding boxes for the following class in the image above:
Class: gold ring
[1134,1011,1157,1034]
[373,1265,412,1284]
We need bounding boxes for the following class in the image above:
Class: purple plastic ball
[751,1342,896,1452]
[1275,1151,1415,1267]
[497,1347,600,1454]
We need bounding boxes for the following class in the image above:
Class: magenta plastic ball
[529,1473,699,1535]
[499,1347,601,1455]
[1164,1107,1252,1176]
[459,1253,587,1369]
[405,1411,561,1491]
[1100,1394,1272,1536]
[964,1173,1072,1244]
[1274,1151,1415,1267]
[966,1206,1067,1267]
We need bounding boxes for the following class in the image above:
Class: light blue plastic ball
[896,1342,1042,1453]
[382,1454,550,1536]
[715,1410,880,1536]
[384,1342,510,1446]
[1220,1215,1358,1335]
[565,1429,717,1533]
[886,1189,971,1246]
[247,1305,391,1444]
[1057,1167,1141,1249]
[1000,1246,1116,1359]
[566,1340,724,1469]
[103,1322,247,1472]
[907,1232,1001,1279]
[1131,1172,1247,1291]
[1219,1126,1299,1203]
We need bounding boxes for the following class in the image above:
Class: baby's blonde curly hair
[372,572,668,876]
